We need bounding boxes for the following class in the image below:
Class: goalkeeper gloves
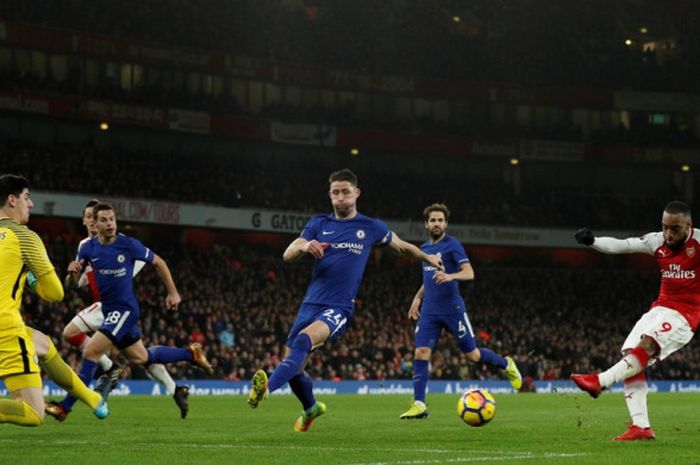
[26,271,38,293]
[574,228,595,246]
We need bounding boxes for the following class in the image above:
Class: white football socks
[624,379,650,428]
[147,363,176,395]
[598,352,645,388]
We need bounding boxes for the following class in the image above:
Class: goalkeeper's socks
[0,399,42,426]
[40,341,101,410]
[413,359,429,403]
[289,371,315,410]
[268,334,312,393]
[62,358,99,412]
[479,348,507,369]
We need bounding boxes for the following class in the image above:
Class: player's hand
[426,254,444,271]
[574,228,595,246]
[304,239,329,258]
[408,302,421,320]
[67,260,83,275]
[165,292,181,310]
[432,270,453,285]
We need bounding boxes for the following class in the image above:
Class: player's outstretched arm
[388,232,444,269]
[152,254,181,309]
[575,227,653,255]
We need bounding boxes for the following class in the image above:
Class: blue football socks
[289,371,316,410]
[479,348,507,369]
[268,334,312,393]
[147,346,193,364]
[413,359,430,403]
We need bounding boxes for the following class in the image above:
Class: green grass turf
[3,393,700,465]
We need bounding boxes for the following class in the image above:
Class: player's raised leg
[249,311,338,428]
[456,312,523,391]
[146,343,213,375]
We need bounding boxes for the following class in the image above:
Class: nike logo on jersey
[322,231,335,235]
[91,257,101,262]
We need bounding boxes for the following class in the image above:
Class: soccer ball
[457,388,496,426]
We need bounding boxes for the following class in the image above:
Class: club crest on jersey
[117,254,126,263]
[687,246,695,257]
[356,229,366,239]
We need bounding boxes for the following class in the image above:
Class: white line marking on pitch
[0,438,589,463]
[344,452,590,465]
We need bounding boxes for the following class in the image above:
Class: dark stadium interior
[2,0,700,384]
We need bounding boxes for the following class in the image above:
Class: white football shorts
[622,306,694,362]
[72,302,105,333]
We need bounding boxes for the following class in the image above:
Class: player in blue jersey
[247,169,444,432]
[45,202,213,421]
[400,203,522,419]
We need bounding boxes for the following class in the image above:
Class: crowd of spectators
[0,140,677,231]
[20,234,700,384]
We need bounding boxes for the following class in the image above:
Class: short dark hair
[664,200,692,219]
[423,203,450,221]
[84,198,100,214]
[92,202,115,219]
[0,174,30,205]
[328,169,358,187]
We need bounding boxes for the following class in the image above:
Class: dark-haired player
[400,203,521,420]
[572,200,700,441]
[247,169,444,432]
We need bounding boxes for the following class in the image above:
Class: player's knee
[291,333,312,352]
[464,348,480,363]
[62,323,77,339]
[414,347,431,360]
[639,336,660,357]
[24,402,44,426]
[127,352,149,365]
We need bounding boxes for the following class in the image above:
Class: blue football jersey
[300,213,392,310]
[420,234,470,315]
[78,233,154,315]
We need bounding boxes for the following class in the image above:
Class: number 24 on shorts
[322,309,343,326]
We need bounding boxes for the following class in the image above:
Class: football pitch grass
[4,392,700,465]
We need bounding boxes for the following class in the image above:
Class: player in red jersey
[571,201,698,441]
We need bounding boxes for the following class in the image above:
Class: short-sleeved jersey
[622,229,700,331]
[75,236,146,303]
[420,234,470,315]
[78,233,154,315]
[300,213,392,310]
[0,218,55,333]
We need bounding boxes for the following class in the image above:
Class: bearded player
[572,201,700,441]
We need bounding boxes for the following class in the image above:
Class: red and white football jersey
[629,229,700,331]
